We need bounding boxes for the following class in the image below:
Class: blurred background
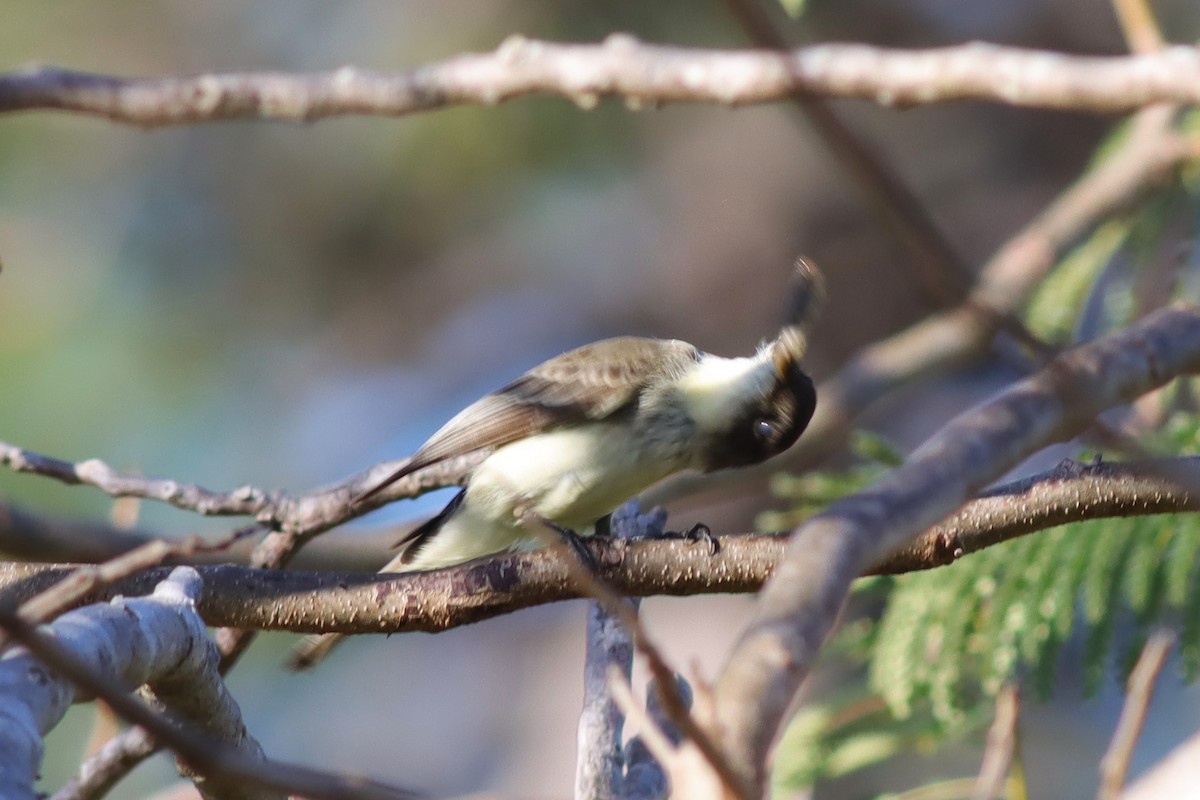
[2,1,1199,797]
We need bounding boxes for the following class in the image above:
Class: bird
[286,257,823,670]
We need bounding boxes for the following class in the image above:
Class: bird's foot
[607,501,719,554]
[681,522,720,555]
[632,521,720,555]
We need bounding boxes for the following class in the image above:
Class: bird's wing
[352,337,700,504]
[409,336,700,470]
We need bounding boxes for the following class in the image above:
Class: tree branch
[706,304,1200,795]
[0,568,421,800]
[0,442,480,533]
[876,455,1200,573]
[3,38,1200,128]
[0,569,280,800]
[0,456,1196,637]
[1098,630,1175,800]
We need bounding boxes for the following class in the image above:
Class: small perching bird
[287,257,823,670]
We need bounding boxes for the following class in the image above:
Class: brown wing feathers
[350,337,700,505]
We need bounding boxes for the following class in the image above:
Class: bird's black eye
[753,417,777,441]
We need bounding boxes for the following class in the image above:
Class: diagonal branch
[3,38,1200,128]
[705,304,1200,795]
[1098,630,1176,800]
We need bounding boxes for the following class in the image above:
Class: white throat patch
[677,353,772,433]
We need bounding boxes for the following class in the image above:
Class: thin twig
[1097,630,1176,800]
[875,456,1200,574]
[0,440,480,531]
[1112,0,1165,54]
[4,39,1200,127]
[973,683,1020,800]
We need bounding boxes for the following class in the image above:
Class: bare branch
[0,568,420,800]
[0,441,479,532]
[4,38,1200,127]
[1098,630,1175,800]
[0,527,257,654]
[52,727,157,800]
[0,456,1196,638]
[875,456,1200,573]
[13,453,1198,580]
[973,683,1021,800]
[708,304,1200,795]
[0,569,279,800]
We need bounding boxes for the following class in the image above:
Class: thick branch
[0,569,278,800]
[708,304,1200,794]
[3,38,1200,127]
[0,457,1195,635]
[0,570,418,800]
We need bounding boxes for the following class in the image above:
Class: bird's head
[678,335,816,472]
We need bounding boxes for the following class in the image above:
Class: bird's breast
[466,421,686,530]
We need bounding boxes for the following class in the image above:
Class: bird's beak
[771,328,806,377]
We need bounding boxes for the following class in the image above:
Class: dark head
[677,334,816,473]
[699,359,815,471]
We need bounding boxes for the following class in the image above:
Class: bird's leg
[555,522,601,574]
[523,510,601,574]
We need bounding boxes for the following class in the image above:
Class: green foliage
[776,0,809,18]
[1024,220,1130,342]
[873,416,1200,718]
[1025,114,1200,346]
